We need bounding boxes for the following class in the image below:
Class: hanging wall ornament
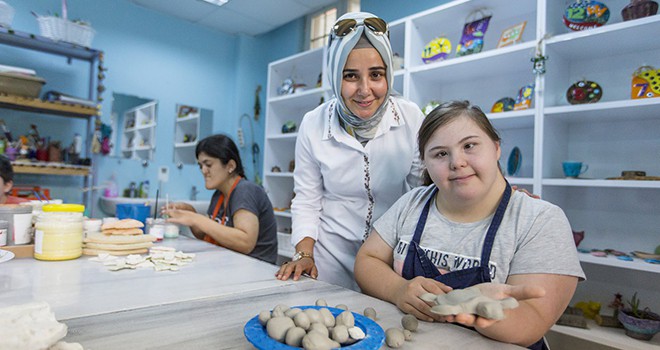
[531,34,550,76]
[563,0,611,31]
[254,85,261,121]
[566,80,603,104]
[422,37,452,64]
[631,65,660,99]
[456,9,492,57]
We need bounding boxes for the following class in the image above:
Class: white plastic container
[34,204,84,261]
[0,205,33,245]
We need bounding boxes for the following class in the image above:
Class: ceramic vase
[621,0,659,21]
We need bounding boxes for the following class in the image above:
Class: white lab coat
[291,96,424,290]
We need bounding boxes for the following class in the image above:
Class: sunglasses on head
[332,17,388,37]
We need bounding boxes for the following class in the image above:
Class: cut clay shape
[425,286,519,320]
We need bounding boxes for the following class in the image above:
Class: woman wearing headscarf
[275,12,425,290]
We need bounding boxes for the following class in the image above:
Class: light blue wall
[2,0,449,217]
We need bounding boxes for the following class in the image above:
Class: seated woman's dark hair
[195,134,245,178]
[0,155,14,183]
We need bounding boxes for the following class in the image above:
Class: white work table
[0,236,523,349]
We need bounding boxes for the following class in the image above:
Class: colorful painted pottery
[422,37,451,64]
[514,84,535,110]
[566,80,603,104]
[563,0,610,31]
[621,0,658,21]
[632,66,660,99]
[491,97,515,113]
[618,309,660,340]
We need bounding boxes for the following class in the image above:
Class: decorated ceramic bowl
[617,309,660,340]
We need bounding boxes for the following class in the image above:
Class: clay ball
[385,328,405,348]
[401,314,418,332]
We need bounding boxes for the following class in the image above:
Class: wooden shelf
[0,93,99,118]
[12,162,90,176]
[550,319,660,350]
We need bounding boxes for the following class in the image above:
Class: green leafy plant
[626,292,660,320]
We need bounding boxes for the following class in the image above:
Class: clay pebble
[385,327,405,348]
[401,314,418,332]
[363,307,377,320]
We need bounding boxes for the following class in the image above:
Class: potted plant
[617,292,660,340]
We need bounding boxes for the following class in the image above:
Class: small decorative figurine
[563,0,611,31]
[497,21,526,48]
[621,0,658,21]
[422,37,452,63]
[281,120,297,134]
[566,80,603,104]
[271,166,281,173]
[277,78,295,95]
[491,97,515,113]
[631,66,660,99]
[514,84,535,110]
[456,10,492,57]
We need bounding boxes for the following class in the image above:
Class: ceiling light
[201,0,228,6]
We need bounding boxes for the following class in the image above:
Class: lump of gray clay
[285,326,306,347]
[266,316,295,342]
[318,307,335,327]
[315,298,328,307]
[331,324,349,343]
[310,322,329,337]
[258,310,271,326]
[385,328,405,348]
[335,310,355,328]
[428,286,519,320]
[403,329,412,341]
[302,332,340,350]
[285,307,302,318]
[304,308,323,324]
[401,314,418,332]
[294,311,311,330]
[363,307,377,320]
[335,304,348,310]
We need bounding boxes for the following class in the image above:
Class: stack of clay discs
[83,219,156,256]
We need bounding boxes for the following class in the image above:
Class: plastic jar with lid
[34,204,85,261]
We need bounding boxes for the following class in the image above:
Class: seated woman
[164,134,278,264]
[0,156,29,204]
[354,101,584,349]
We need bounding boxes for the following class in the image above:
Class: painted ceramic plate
[0,250,15,264]
[632,251,660,260]
[507,147,522,176]
[244,305,385,350]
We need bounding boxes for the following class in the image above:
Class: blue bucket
[116,203,151,229]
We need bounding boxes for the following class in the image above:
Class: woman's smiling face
[340,47,388,119]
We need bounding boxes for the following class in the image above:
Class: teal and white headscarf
[326,12,393,140]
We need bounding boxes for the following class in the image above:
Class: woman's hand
[161,202,196,217]
[392,276,453,322]
[164,208,203,227]
[443,283,546,329]
[275,257,318,281]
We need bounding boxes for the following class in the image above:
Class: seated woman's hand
[393,276,452,322]
[275,258,317,281]
[164,208,202,227]
[160,202,196,217]
[445,282,546,329]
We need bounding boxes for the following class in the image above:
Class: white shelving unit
[264,1,659,346]
[121,101,157,161]
[173,105,213,167]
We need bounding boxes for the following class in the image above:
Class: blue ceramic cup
[562,161,588,178]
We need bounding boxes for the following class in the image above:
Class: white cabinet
[173,105,213,167]
[265,2,660,346]
[264,47,328,258]
[121,101,157,161]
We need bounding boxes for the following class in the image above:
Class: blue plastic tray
[244,305,385,349]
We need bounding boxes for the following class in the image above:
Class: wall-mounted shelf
[12,162,90,176]
[0,93,98,118]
